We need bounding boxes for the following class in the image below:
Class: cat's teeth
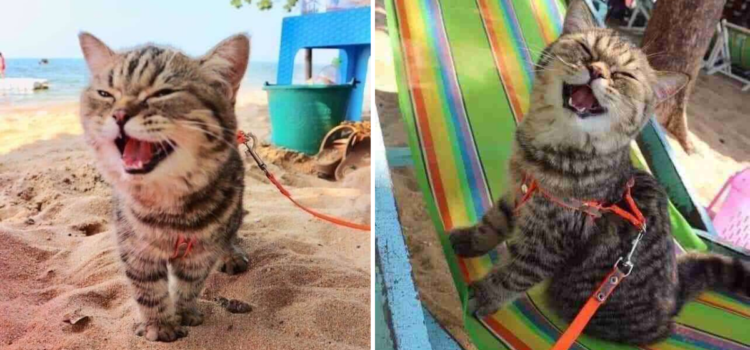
[568,98,586,113]
[568,97,582,112]
[124,160,144,170]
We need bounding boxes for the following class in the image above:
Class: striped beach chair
[378,0,750,348]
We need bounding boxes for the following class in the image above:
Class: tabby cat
[78,33,251,342]
[449,0,750,344]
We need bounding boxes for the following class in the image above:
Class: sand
[374,0,749,348]
[0,88,371,350]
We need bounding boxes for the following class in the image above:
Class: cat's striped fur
[78,33,251,342]
[449,0,750,344]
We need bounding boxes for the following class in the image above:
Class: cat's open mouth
[115,132,175,174]
[562,83,607,118]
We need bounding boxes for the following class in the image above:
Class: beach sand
[0,89,371,350]
[374,0,750,347]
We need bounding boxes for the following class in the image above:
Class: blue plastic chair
[276,7,371,121]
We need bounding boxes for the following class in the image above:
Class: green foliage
[230,0,299,12]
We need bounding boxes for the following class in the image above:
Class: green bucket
[263,82,355,155]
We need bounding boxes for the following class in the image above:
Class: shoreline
[0,89,269,156]
[0,85,268,110]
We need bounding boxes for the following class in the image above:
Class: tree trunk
[641,0,726,153]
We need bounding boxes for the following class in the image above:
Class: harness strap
[515,176,646,230]
[514,175,647,350]
[171,235,197,260]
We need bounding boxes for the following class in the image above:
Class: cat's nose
[113,109,129,126]
[588,63,607,81]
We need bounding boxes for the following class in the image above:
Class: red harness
[515,176,646,229]
[514,175,647,350]
[171,235,197,260]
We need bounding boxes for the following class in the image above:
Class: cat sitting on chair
[449,0,750,345]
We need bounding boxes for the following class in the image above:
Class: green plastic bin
[728,29,750,70]
[263,82,355,154]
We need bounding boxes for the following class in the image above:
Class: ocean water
[0,58,323,108]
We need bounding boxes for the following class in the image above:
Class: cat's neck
[512,132,634,202]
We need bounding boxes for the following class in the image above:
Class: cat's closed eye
[577,41,593,60]
[150,89,177,99]
[97,90,114,99]
[613,71,637,81]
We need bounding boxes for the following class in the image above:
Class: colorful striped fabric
[386,0,750,348]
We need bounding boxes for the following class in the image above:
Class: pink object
[707,168,750,250]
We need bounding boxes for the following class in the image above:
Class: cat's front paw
[469,278,506,318]
[177,307,204,326]
[220,245,250,275]
[450,227,492,257]
[135,320,187,342]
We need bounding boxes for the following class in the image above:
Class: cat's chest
[123,224,219,259]
[516,195,616,251]
[118,205,220,252]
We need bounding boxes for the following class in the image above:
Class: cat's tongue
[122,138,153,169]
[570,85,596,111]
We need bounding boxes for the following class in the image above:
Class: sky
[0,0,336,63]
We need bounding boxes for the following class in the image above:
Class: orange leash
[516,175,647,350]
[551,266,628,350]
[237,131,370,232]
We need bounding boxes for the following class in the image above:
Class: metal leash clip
[238,130,268,173]
[614,224,646,277]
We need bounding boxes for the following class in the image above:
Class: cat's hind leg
[219,205,250,275]
[220,240,250,275]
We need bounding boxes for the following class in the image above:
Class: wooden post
[305,48,313,80]
[641,0,727,153]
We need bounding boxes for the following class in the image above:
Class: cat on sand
[79,33,251,342]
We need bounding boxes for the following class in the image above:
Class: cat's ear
[652,71,690,103]
[78,32,116,75]
[562,0,597,35]
[201,34,250,98]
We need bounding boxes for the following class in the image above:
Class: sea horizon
[0,58,326,109]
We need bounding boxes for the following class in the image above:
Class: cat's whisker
[177,119,250,143]
[517,44,552,55]
[175,120,230,137]
[518,47,577,69]
[176,123,241,151]
[526,60,564,70]
[152,135,172,155]
[155,135,188,166]
[530,65,566,74]
[177,122,238,140]
[176,122,233,143]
